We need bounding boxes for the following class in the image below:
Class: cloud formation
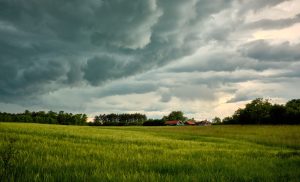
[244,13,300,30]
[240,40,300,62]
[0,0,300,119]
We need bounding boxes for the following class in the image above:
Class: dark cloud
[66,61,84,85]
[0,0,233,101]
[240,40,300,62]
[89,0,163,49]
[0,0,299,117]
[0,0,162,100]
[83,55,133,85]
[97,81,158,98]
[166,48,281,74]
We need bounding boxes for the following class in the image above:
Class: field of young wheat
[0,123,299,181]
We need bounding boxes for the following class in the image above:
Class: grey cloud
[278,63,300,78]
[83,55,144,85]
[0,0,163,99]
[83,55,125,85]
[144,104,165,112]
[160,92,172,103]
[225,78,300,104]
[1,0,299,116]
[158,85,216,102]
[227,94,258,103]
[244,13,300,30]
[172,85,216,101]
[0,0,233,102]
[0,45,68,102]
[75,0,232,85]
[89,0,163,49]
[22,61,66,84]
[240,40,300,62]
[66,61,84,85]
[165,64,296,90]
[97,81,158,98]
[166,50,273,73]
[237,0,290,14]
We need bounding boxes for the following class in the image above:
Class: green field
[1,123,300,181]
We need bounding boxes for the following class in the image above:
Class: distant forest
[92,113,147,126]
[0,98,299,126]
[0,110,87,125]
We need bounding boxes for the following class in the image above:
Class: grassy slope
[0,123,299,181]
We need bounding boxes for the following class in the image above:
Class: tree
[212,117,221,124]
[93,113,147,126]
[230,98,272,124]
[222,116,234,124]
[163,111,187,121]
[24,110,31,115]
[143,119,164,126]
[222,98,300,125]
[269,104,286,124]
[0,110,87,125]
[285,99,300,124]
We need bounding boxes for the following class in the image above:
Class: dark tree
[162,111,187,121]
[143,119,164,126]
[285,99,300,124]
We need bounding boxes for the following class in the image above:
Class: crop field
[0,123,300,181]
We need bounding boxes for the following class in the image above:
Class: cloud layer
[0,0,300,119]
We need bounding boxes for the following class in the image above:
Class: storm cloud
[0,0,300,119]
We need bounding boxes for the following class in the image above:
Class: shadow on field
[0,137,19,182]
[276,151,300,159]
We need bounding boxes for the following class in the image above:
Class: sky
[0,0,300,120]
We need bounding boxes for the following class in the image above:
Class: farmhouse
[185,121,196,125]
[165,120,184,126]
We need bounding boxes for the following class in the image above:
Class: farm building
[165,120,184,126]
[196,120,211,126]
[185,121,196,125]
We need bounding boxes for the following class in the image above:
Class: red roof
[165,120,181,125]
[185,121,196,125]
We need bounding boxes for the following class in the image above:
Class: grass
[0,123,299,181]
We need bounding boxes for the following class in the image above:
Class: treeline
[90,111,189,126]
[1,99,299,126]
[91,113,147,126]
[0,110,87,125]
[142,111,187,126]
[222,98,300,125]
[143,119,165,126]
